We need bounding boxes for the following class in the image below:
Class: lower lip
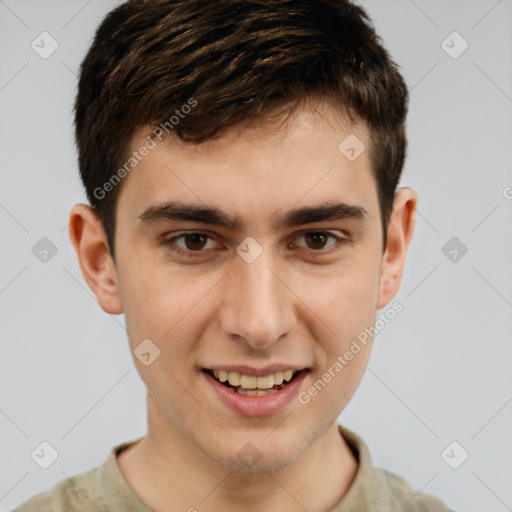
[202,370,308,417]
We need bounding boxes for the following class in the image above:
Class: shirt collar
[98,423,376,512]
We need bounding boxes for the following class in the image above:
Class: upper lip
[204,364,308,377]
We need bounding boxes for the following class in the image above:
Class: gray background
[1,1,511,511]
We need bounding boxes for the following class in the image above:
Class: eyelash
[161,231,348,259]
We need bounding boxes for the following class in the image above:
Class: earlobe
[68,203,124,315]
[376,187,417,310]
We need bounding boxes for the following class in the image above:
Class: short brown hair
[74,0,408,260]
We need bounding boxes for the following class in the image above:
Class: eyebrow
[136,200,369,232]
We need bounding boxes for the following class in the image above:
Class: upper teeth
[213,370,295,389]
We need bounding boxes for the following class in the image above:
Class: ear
[68,203,123,314]
[376,187,417,310]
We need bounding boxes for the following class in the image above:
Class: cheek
[298,259,379,338]
[292,258,378,403]
[117,260,216,365]
[117,270,206,413]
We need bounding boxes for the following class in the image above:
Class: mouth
[201,365,309,416]
[203,368,302,396]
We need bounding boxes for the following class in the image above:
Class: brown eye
[294,231,345,253]
[163,231,217,257]
[304,232,331,250]
[182,233,208,251]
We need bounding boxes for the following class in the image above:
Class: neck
[117,398,358,512]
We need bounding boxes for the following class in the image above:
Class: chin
[200,432,308,474]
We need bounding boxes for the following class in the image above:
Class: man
[12,0,454,510]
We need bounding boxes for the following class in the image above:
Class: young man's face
[71,103,416,472]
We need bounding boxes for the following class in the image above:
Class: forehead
[116,103,379,232]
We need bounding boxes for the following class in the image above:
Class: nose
[219,240,295,349]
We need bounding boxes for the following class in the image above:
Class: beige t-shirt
[11,424,455,511]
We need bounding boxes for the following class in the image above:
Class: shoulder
[10,437,146,512]
[335,424,456,512]
[376,467,455,511]
[10,467,103,512]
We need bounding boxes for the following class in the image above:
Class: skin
[69,101,416,512]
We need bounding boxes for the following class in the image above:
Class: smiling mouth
[203,369,303,396]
